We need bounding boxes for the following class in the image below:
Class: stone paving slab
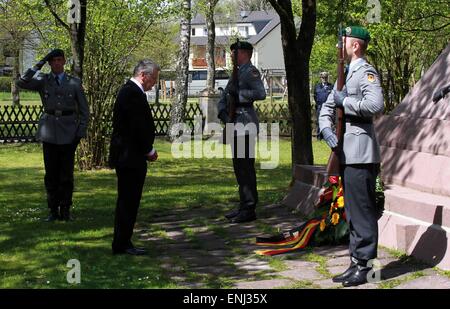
[278,268,324,281]
[137,204,450,289]
[315,279,343,289]
[326,256,350,267]
[234,258,272,272]
[328,264,351,276]
[313,245,349,258]
[284,260,319,270]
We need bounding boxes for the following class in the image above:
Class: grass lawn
[0,91,41,105]
[0,138,330,288]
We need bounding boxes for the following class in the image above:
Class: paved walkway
[136,204,450,289]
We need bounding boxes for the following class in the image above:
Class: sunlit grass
[0,137,330,288]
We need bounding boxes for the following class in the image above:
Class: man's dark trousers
[341,163,379,261]
[232,134,258,211]
[43,142,77,212]
[112,165,147,252]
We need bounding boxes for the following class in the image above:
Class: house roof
[190,10,280,47]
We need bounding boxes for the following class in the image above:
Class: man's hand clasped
[146,150,158,162]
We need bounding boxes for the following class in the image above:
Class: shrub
[0,77,11,92]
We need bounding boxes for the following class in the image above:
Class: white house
[189,10,284,72]
[0,30,40,76]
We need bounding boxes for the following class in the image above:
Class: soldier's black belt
[45,110,75,116]
[235,102,254,108]
[345,116,372,124]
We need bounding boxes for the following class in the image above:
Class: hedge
[0,77,11,92]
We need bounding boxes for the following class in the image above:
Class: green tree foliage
[78,0,177,169]
[18,0,177,169]
[133,23,179,71]
[315,0,450,111]
[0,0,38,106]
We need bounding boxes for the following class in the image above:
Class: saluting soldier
[218,41,266,223]
[16,49,89,222]
[319,26,384,287]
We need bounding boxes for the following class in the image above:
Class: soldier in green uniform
[319,26,384,287]
[16,49,89,222]
[218,41,266,223]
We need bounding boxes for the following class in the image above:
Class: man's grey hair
[133,59,160,77]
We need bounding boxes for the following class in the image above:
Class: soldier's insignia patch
[251,68,260,78]
[346,27,352,35]
[367,73,376,82]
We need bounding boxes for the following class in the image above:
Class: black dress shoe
[60,207,73,221]
[332,262,357,283]
[342,265,372,287]
[125,248,147,255]
[45,212,60,222]
[113,247,147,256]
[225,209,240,219]
[230,210,256,223]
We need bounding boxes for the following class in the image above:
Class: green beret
[341,26,371,42]
[230,41,253,51]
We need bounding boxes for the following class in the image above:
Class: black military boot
[225,208,240,220]
[230,208,256,223]
[332,257,357,283]
[60,205,73,221]
[342,258,372,287]
[45,209,60,222]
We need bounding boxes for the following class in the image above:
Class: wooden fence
[0,103,291,143]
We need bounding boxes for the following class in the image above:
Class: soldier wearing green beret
[16,49,90,222]
[319,26,384,287]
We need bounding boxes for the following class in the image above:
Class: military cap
[230,41,253,51]
[341,26,371,42]
[48,49,65,60]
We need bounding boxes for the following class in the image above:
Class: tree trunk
[69,0,87,80]
[168,0,191,141]
[205,0,217,94]
[269,0,316,169]
[11,47,20,107]
[44,0,86,80]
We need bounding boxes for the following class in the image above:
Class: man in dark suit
[109,59,160,256]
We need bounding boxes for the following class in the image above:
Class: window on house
[238,26,248,38]
[191,28,196,36]
[219,27,228,35]
[203,28,208,36]
[193,46,206,59]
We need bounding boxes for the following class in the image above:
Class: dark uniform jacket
[218,61,266,136]
[314,82,333,106]
[16,68,89,145]
[109,80,155,169]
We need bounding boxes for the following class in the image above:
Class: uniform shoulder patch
[250,67,261,78]
[367,73,376,83]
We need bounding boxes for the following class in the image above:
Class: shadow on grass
[0,153,292,288]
